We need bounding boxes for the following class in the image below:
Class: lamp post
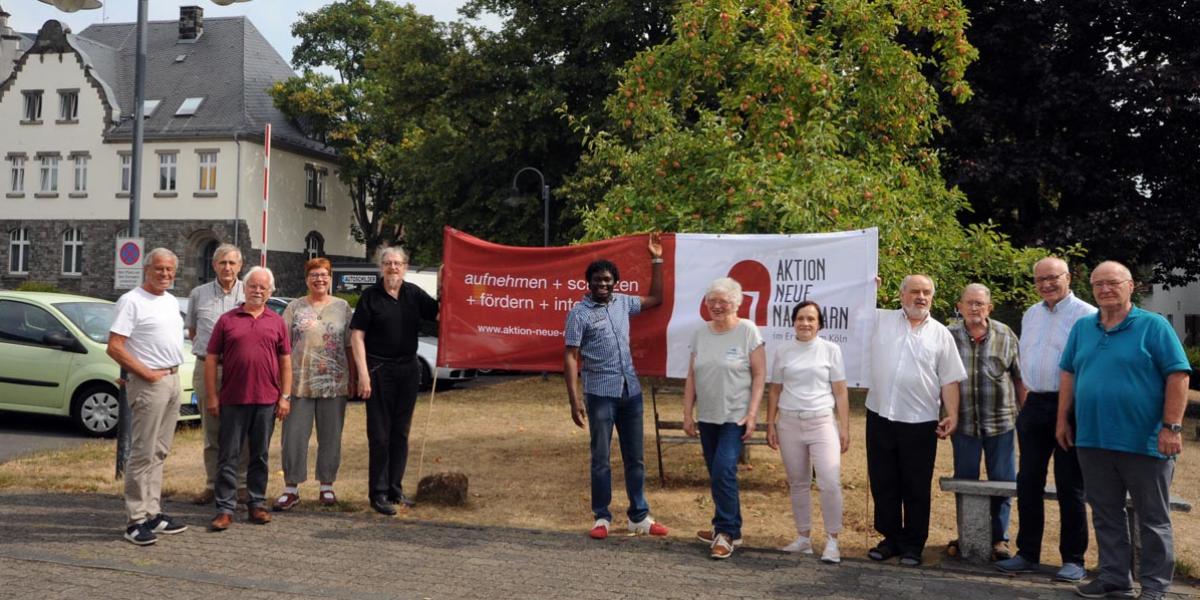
[509,167,551,247]
[41,0,251,477]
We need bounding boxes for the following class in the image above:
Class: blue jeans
[699,422,744,539]
[952,429,1016,544]
[585,391,649,522]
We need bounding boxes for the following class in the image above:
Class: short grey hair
[1033,256,1069,275]
[212,243,242,265]
[243,265,276,293]
[960,283,991,303]
[375,245,409,267]
[706,277,743,307]
[1093,260,1133,281]
[899,273,934,295]
[143,247,178,269]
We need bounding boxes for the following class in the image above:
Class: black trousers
[365,357,420,499]
[1014,392,1088,564]
[866,409,938,556]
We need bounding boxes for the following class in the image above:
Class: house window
[8,156,24,193]
[39,156,59,192]
[8,228,29,274]
[58,90,78,121]
[158,153,176,191]
[305,231,324,259]
[197,151,217,191]
[22,90,42,121]
[73,155,88,192]
[199,240,218,284]
[305,165,325,208]
[120,154,132,192]
[62,228,83,275]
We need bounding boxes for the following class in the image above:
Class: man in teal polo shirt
[1056,261,1190,600]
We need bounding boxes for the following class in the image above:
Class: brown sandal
[319,489,337,506]
[273,492,299,512]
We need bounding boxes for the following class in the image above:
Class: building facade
[0,6,364,299]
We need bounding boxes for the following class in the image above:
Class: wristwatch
[1163,422,1183,433]
[280,394,292,402]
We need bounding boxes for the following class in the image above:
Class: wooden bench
[939,477,1192,571]
[650,383,769,486]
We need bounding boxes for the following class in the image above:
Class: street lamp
[36,0,101,11]
[508,167,551,247]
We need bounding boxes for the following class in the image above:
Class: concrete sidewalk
[0,491,1195,600]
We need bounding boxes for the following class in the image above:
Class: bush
[15,281,61,293]
[335,292,360,308]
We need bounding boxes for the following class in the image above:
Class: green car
[0,291,199,436]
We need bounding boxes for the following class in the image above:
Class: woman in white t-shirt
[766,300,850,564]
[682,277,766,560]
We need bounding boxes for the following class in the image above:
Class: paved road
[1,491,1195,600]
[0,411,89,463]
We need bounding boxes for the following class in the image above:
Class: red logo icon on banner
[699,259,771,326]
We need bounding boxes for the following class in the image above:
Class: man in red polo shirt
[205,266,292,531]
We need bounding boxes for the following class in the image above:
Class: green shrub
[1185,346,1200,368]
[335,292,360,308]
[15,281,61,293]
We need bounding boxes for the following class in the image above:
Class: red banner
[439,227,676,374]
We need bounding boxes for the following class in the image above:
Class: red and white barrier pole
[260,123,271,267]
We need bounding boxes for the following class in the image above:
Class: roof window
[143,99,161,117]
[175,97,204,117]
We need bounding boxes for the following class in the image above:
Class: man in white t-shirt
[864,274,966,566]
[107,248,187,546]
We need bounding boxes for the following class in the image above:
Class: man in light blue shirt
[1058,261,1189,600]
[998,257,1096,581]
[564,234,666,540]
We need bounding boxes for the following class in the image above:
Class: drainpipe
[233,133,240,246]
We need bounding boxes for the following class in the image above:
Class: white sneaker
[781,536,813,554]
[821,536,841,564]
[627,517,669,536]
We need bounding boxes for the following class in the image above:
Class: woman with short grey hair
[682,277,766,560]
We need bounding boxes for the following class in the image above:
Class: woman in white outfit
[766,300,850,564]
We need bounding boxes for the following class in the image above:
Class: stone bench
[939,477,1192,570]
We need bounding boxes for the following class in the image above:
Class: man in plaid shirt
[947,283,1026,560]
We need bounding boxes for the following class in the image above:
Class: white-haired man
[350,246,438,515]
[206,266,292,531]
[186,243,248,506]
[865,274,966,566]
[107,248,188,546]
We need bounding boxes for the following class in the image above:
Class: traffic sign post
[114,237,145,289]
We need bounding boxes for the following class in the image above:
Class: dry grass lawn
[1,376,1197,573]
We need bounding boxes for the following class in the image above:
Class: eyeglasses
[307,272,331,279]
[381,260,408,267]
[1034,272,1067,284]
[961,301,989,309]
[1090,279,1130,290]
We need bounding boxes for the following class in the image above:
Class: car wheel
[418,358,433,392]
[72,383,120,437]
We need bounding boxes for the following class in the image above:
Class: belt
[1026,391,1058,401]
[158,366,179,374]
[194,355,205,361]
[367,354,415,364]
[779,408,831,420]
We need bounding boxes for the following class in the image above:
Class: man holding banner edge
[564,232,670,540]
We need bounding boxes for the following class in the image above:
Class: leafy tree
[938,1,1200,286]
[272,0,453,261]
[568,0,1046,310]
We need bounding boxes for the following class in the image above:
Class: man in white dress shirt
[864,274,966,567]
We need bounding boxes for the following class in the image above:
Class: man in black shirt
[350,247,439,515]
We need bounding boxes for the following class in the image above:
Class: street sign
[114,237,144,289]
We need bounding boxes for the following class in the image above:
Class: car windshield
[54,302,116,343]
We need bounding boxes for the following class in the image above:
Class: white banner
[665,229,878,387]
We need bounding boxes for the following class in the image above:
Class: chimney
[0,4,21,83]
[179,5,203,42]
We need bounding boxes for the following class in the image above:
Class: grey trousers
[194,362,247,488]
[1077,447,1175,593]
[280,396,348,485]
[215,404,276,514]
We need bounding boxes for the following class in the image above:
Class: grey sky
[6,1,496,66]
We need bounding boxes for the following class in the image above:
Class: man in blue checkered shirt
[564,233,667,540]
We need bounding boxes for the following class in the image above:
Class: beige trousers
[124,371,181,524]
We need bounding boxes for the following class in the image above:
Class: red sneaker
[629,517,669,536]
[589,519,611,540]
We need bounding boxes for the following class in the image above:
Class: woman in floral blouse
[274,258,355,510]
